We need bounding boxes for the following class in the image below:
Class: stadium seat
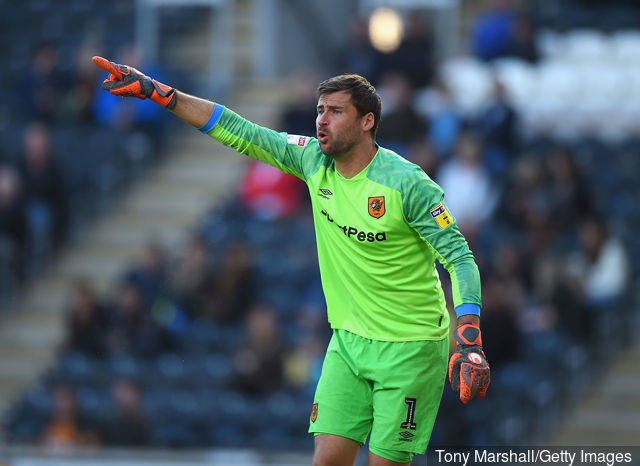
[199,353,233,388]
[58,352,102,386]
[612,30,640,63]
[563,29,610,62]
[107,353,144,381]
[76,386,111,424]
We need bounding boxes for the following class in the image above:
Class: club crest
[311,403,318,422]
[368,196,385,219]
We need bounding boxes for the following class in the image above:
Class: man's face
[316,90,366,157]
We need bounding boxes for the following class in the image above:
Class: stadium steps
[160,0,258,94]
[550,341,640,445]
[0,75,289,439]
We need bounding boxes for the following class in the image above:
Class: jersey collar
[335,145,380,182]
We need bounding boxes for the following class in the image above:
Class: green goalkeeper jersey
[201,104,481,341]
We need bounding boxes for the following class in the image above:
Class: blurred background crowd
[1,0,639,461]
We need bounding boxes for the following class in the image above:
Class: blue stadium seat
[199,353,233,388]
[76,386,111,424]
[107,354,145,381]
[58,352,104,386]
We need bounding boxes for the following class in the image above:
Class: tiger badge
[368,196,385,219]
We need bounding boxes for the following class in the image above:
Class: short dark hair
[317,74,382,140]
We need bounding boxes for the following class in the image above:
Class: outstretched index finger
[92,56,122,80]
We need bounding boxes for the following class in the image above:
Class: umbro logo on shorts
[398,431,415,442]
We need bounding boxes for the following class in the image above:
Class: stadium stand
[2,0,640,460]
[0,0,177,303]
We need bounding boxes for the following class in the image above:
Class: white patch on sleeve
[287,134,309,147]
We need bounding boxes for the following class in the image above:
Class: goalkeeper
[93,57,490,466]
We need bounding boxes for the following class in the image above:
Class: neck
[334,138,377,179]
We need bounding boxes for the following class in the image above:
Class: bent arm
[169,91,215,128]
[403,169,482,318]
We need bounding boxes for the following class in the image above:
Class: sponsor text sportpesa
[321,210,387,242]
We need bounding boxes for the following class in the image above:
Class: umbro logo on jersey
[318,188,333,199]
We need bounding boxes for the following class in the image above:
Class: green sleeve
[402,167,482,309]
[203,104,316,181]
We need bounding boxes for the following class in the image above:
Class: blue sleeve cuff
[455,303,481,318]
[198,103,225,134]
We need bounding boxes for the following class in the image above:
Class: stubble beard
[320,129,359,159]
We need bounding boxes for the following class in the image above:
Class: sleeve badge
[430,203,453,229]
[287,134,309,147]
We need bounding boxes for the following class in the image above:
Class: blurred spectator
[125,241,188,338]
[480,244,525,367]
[237,73,314,221]
[193,242,257,324]
[233,304,284,395]
[22,42,65,122]
[436,132,497,234]
[0,166,27,283]
[476,76,518,177]
[545,146,594,230]
[377,72,427,150]
[105,279,170,357]
[20,121,68,254]
[101,378,150,446]
[408,141,439,179]
[551,215,628,341]
[338,17,383,82]
[62,37,103,124]
[507,14,539,63]
[566,216,629,309]
[61,280,107,358]
[418,79,461,158]
[471,0,518,62]
[281,71,319,136]
[496,157,546,234]
[39,385,97,448]
[169,233,214,309]
[379,11,434,87]
[293,271,329,338]
[284,335,324,395]
[238,161,305,221]
[124,240,167,304]
[481,277,521,367]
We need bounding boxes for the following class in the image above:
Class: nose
[317,113,328,127]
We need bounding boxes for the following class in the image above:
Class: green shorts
[309,329,448,462]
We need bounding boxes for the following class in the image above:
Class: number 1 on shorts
[401,397,417,430]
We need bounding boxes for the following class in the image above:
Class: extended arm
[171,91,214,128]
[93,56,312,180]
[92,56,214,128]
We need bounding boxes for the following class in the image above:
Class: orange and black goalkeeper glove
[92,56,176,109]
[448,323,490,404]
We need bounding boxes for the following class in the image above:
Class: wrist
[148,79,176,108]
[454,322,482,347]
[456,314,479,328]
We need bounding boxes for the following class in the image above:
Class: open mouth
[317,131,328,143]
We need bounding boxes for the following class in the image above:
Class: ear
[361,112,375,133]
